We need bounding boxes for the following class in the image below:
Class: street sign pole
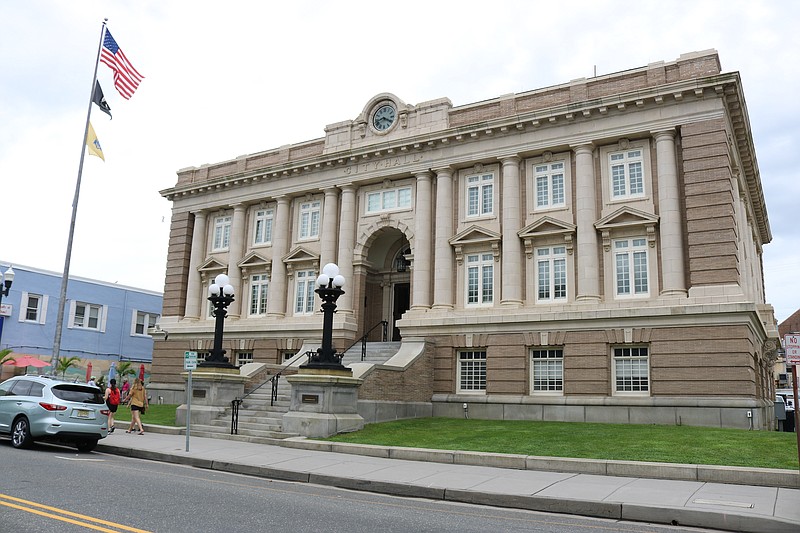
[184,351,198,452]
[784,335,800,471]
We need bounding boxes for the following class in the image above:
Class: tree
[0,348,15,366]
[56,356,82,379]
[116,361,136,381]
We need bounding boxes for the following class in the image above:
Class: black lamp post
[301,263,347,371]
[198,273,236,369]
[0,266,15,348]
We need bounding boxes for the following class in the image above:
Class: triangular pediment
[238,251,270,269]
[282,246,319,265]
[595,206,659,230]
[449,225,502,246]
[197,257,227,273]
[518,216,577,239]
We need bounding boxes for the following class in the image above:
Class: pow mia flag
[92,80,112,119]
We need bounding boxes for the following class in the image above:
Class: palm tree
[56,356,82,379]
[116,361,136,381]
[0,348,15,365]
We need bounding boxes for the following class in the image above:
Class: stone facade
[152,50,780,429]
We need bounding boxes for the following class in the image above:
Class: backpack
[108,388,121,406]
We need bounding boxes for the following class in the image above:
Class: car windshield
[51,385,105,404]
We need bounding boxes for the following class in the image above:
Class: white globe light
[223,284,235,296]
[316,274,330,288]
[215,273,230,287]
[332,275,345,288]
[208,283,219,296]
[322,263,339,278]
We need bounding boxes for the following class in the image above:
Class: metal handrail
[340,320,388,361]
[230,350,309,435]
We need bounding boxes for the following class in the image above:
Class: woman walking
[125,378,149,435]
[104,378,121,433]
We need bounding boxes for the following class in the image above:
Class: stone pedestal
[282,370,364,438]
[176,367,247,426]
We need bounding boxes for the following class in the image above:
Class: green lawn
[112,404,178,427]
[323,418,800,470]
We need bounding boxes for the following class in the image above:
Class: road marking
[0,493,151,532]
[55,455,106,462]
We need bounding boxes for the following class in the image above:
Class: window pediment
[282,246,320,277]
[197,258,227,284]
[594,206,659,251]
[518,217,576,257]
[449,225,501,265]
[238,252,271,276]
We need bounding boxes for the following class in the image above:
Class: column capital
[571,143,595,156]
[651,128,677,141]
[432,166,454,178]
[337,183,357,193]
[498,155,521,166]
[415,170,434,181]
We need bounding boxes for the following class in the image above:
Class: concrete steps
[341,341,401,366]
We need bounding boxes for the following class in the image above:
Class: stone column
[267,196,291,317]
[226,203,247,318]
[320,187,340,268]
[184,210,207,319]
[411,171,433,310]
[500,156,523,307]
[653,130,687,296]
[336,185,357,314]
[573,144,600,301]
[433,168,454,309]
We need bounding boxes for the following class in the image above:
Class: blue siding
[0,263,163,364]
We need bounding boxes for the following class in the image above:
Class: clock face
[372,104,396,131]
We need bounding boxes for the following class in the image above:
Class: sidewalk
[96,427,800,533]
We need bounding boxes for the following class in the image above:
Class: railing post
[382,320,388,342]
[271,375,279,407]
[230,398,241,435]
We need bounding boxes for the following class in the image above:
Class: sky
[1,1,798,323]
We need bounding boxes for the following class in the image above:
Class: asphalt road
[0,439,719,533]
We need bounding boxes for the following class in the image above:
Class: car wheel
[11,417,33,449]
[76,439,98,453]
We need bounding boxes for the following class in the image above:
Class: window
[235,351,253,367]
[466,173,494,217]
[253,209,274,245]
[299,201,321,240]
[196,351,211,362]
[282,351,297,362]
[21,292,46,323]
[610,149,644,199]
[249,274,269,316]
[294,270,316,315]
[536,246,567,302]
[535,162,566,209]
[531,348,563,393]
[213,215,232,251]
[614,238,649,297]
[466,253,494,305]
[366,187,412,213]
[458,350,486,393]
[71,302,103,330]
[133,311,158,336]
[613,346,649,394]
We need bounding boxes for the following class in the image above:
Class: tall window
[614,238,649,297]
[213,215,232,251]
[235,351,254,367]
[610,149,644,199]
[466,173,494,217]
[72,302,102,330]
[458,350,487,393]
[613,346,649,394]
[466,253,494,305]
[366,187,412,213]
[249,274,269,316]
[299,201,321,240]
[535,162,565,209]
[133,311,158,336]
[294,270,316,315]
[253,209,274,245]
[531,348,563,393]
[536,246,567,302]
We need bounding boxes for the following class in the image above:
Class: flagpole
[52,19,108,371]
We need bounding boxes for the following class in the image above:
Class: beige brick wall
[359,343,434,402]
[162,211,192,317]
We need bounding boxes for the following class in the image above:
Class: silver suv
[0,375,109,452]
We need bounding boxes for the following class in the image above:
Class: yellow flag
[86,122,105,161]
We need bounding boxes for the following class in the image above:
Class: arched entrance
[362,227,411,341]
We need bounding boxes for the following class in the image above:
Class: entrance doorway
[392,283,410,341]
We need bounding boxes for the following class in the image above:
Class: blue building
[0,262,163,374]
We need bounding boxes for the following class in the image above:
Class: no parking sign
[786,335,800,366]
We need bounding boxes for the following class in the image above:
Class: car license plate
[73,409,94,419]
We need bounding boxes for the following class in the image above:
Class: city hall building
[151,50,780,429]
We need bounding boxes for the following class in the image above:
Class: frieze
[343,153,424,176]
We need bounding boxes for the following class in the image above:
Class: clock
[372,103,396,131]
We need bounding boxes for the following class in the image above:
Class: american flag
[99,29,144,100]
